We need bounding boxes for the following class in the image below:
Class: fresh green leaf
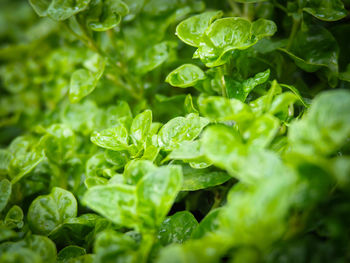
[29,0,90,20]
[28,187,78,235]
[158,113,209,151]
[166,64,206,88]
[91,126,129,151]
[303,0,348,21]
[176,11,223,47]
[158,211,198,246]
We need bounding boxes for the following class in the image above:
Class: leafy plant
[0,0,350,262]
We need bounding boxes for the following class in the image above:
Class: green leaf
[134,41,176,75]
[85,0,129,31]
[234,0,267,2]
[69,254,95,263]
[4,205,23,229]
[57,246,86,263]
[130,110,152,146]
[184,94,198,114]
[0,179,11,213]
[166,64,206,88]
[29,0,90,21]
[158,211,198,246]
[201,125,243,171]
[279,26,339,74]
[49,214,100,245]
[191,208,222,239]
[303,0,347,21]
[24,235,57,263]
[0,227,17,243]
[7,136,44,184]
[69,55,105,103]
[176,11,223,47]
[105,150,129,169]
[196,17,276,67]
[91,125,129,151]
[94,230,139,263]
[0,248,42,263]
[198,95,253,123]
[123,160,156,185]
[182,166,231,191]
[0,150,12,175]
[136,165,183,229]
[225,69,270,101]
[28,187,78,235]
[289,89,350,156]
[243,114,280,148]
[167,140,204,162]
[83,184,138,228]
[86,152,113,178]
[158,113,209,151]
[41,124,76,164]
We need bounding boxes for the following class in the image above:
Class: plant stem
[243,3,250,20]
[220,66,227,97]
[228,0,242,16]
[287,16,301,50]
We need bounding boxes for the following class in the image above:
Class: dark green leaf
[158,211,198,246]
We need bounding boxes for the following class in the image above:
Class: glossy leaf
[158,211,198,246]
[226,69,270,101]
[135,41,176,75]
[289,89,350,156]
[303,0,347,21]
[84,0,129,31]
[7,136,44,184]
[182,166,231,191]
[91,125,129,151]
[93,230,139,263]
[195,17,276,67]
[28,187,78,235]
[57,246,86,263]
[136,165,183,228]
[198,95,253,123]
[83,184,138,228]
[166,64,206,88]
[49,214,100,245]
[104,150,129,169]
[130,110,152,146]
[201,125,243,170]
[280,26,339,73]
[243,114,280,148]
[191,208,222,239]
[41,124,75,164]
[123,160,156,185]
[4,205,24,229]
[158,113,209,151]
[69,55,105,103]
[176,11,223,47]
[184,94,198,114]
[29,0,90,21]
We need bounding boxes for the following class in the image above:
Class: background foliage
[0,0,350,262]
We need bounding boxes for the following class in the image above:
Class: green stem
[219,66,227,97]
[228,0,242,16]
[287,16,301,50]
[243,3,250,20]
[273,0,288,13]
